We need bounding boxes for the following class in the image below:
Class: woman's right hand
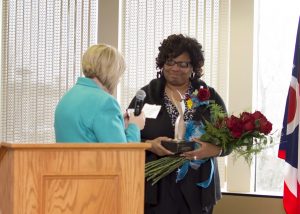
[128,112,146,130]
[146,137,174,156]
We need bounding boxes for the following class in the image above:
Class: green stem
[145,157,185,177]
[151,159,187,185]
[145,157,187,183]
[146,157,182,173]
[145,156,176,170]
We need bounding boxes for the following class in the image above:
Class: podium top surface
[0,142,151,150]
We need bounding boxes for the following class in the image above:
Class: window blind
[1,0,97,142]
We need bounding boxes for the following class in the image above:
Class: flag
[278,17,300,214]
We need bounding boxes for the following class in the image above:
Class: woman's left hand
[181,138,222,160]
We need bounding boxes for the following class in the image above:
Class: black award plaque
[161,140,196,154]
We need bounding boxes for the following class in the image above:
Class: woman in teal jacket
[55,44,145,143]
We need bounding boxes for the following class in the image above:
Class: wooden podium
[0,142,151,214]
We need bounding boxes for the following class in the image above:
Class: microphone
[134,89,146,116]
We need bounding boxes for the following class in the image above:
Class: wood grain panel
[43,175,120,214]
[0,148,13,214]
[0,143,150,214]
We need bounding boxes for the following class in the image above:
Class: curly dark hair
[156,34,204,78]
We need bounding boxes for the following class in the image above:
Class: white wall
[98,0,119,48]
[226,0,254,192]
[228,0,254,113]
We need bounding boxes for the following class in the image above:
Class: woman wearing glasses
[129,34,231,214]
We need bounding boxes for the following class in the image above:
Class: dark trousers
[145,171,215,214]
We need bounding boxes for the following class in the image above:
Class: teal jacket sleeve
[92,97,141,143]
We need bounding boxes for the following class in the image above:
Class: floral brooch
[185,87,211,110]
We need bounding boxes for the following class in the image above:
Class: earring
[190,71,195,79]
[191,71,201,80]
[157,70,162,79]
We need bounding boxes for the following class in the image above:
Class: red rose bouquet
[199,104,273,163]
[145,103,273,185]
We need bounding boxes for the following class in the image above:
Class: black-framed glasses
[165,59,191,68]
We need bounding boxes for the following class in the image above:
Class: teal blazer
[54,77,140,143]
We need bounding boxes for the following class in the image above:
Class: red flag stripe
[283,181,300,214]
[278,149,286,160]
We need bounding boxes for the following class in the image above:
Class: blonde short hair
[82,44,125,94]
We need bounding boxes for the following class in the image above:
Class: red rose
[252,111,266,120]
[231,130,243,138]
[197,88,210,101]
[226,115,244,138]
[243,121,255,131]
[240,112,253,122]
[240,112,255,131]
[226,115,240,129]
[258,117,273,134]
